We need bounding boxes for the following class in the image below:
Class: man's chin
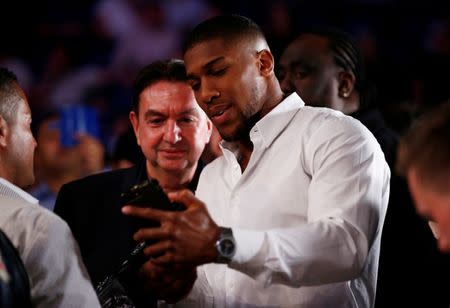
[158,161,190,173]
[20,175,35,190]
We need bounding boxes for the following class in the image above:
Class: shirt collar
[0,177,39,204]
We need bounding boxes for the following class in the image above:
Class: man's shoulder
[55,165,141,217]
[292,106,369,140]
[62,166,138,193]
[299,105,357,125]
[0,195,60,221]
[0,195,68,241]
[0,195,43,218]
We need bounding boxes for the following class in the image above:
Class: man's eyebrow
[179,108,200,116]
[204,57,225,70]
[143,108,199,118]
[289,60,305,69]
[187,56,225,80]
[143,109,165,118]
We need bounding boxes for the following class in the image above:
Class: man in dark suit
[54,59,213,306]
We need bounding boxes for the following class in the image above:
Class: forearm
[230,219,369,287]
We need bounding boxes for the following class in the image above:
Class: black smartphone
[120,179,185,211]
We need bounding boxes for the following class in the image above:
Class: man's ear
[0,116,9,148]
[205,118,213,143]
[129,111,141,146]
[338,71,356,98]
[257,49,275,77]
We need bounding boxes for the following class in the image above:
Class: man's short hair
[397,101,450,193]
[182,14,266,54]
[132,59,188,114]
[0,67,20,124]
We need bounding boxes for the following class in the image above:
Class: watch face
[216,227,236,263]
[219,238,235,257]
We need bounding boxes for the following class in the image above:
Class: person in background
[123,15,390,307]
[277,27,450,307]
[277,27,398,165]
[0,67,100,307]
[54,59,212,306]
[397,101,450,253]
[110,126,144,169]
[29,110,105,210]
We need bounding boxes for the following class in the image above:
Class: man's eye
[293,66,312,79]
[210,68,226,76]
[148,118,164,125]
[179,117,195,124]
[190,82,200,91]
[276,69,285,80]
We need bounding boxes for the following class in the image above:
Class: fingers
[141,240,187,264]
[122,190,204,216]
[139,259,164,280]
[143,240,172,257]
[151,252,183,265]
[122,205,174,221]
[167,189,204,210]
[134,227,168,242]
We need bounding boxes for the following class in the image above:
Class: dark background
[1,0,449,153]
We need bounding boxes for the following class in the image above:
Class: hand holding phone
[120,179,185,211]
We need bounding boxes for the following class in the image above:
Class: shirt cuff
[231,228,265,264]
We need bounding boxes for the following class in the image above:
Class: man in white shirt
[123,15,390,307]
[0,67,100,307]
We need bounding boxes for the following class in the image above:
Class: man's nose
[163,121,182,144]
[199,81,220,105]
[280,73,295,96]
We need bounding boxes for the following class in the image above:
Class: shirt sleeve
[23,211,101,308]
[229,117,390,287]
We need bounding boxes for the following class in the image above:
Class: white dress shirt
[181,93,390,308]
[0,177,101,308]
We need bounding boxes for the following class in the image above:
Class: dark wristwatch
[215,227,236,264]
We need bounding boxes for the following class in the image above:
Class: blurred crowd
[0,0,449,181]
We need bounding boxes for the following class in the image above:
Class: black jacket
[54,160,202,307]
